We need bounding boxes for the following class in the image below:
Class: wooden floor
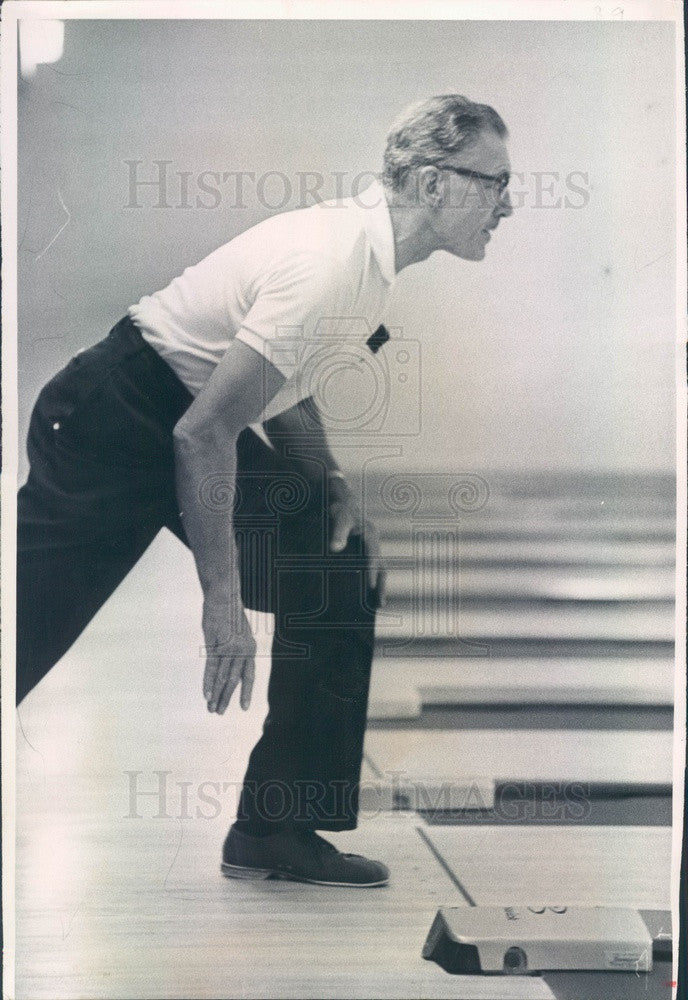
[364,727,674,788]
[425,825,671,909]
[15,532,557,1000]
[15,806,557,1000]
[368,656,674,720]
[14,472,678,999]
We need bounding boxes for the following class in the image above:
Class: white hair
[382,94,508,191]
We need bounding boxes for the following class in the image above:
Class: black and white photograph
[2,2,686,998]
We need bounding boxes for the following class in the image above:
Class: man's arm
[262,395,340,477]
[173,338,286,715]
[263,398,386,602]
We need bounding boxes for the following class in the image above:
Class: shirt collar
[354,178,397,285]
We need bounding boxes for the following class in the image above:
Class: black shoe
[221,826,390,887]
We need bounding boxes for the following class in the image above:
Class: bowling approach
[15,470,675,1000]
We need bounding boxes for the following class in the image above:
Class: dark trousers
[17,316,376,832]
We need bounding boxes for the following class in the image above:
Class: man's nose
[498,191,513,217]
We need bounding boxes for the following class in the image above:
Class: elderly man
[17,94,512,886]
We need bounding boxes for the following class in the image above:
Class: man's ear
[417,165,444,209]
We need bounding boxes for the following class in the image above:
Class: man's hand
[328,475,387,607]
[202,599,257,714]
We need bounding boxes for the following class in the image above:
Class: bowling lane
[383,564,675,601]
[373,600,673,642]
[376,536,675,567]
[362,471,675,527]
[364,728,674,788]
[367,656,675,721]
[423,825,672,910]
[372,515,675,542]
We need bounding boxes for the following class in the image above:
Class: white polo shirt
[128,179,396,425]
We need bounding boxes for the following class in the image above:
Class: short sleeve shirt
[127,179,396,423]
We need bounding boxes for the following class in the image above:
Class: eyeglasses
[434,163,511,199]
